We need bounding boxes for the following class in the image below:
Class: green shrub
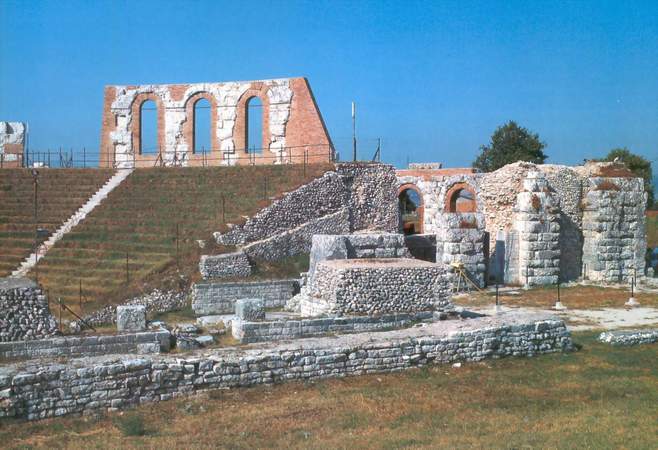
[116,413,146,437]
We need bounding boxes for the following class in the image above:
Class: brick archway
[234,84,271,155]
[445,182,477,213]
[130,93,165,156]
[183,92,218,156]
[398,183,424,234]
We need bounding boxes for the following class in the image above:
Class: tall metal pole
[32,169,39,284]
[352,101,357,162]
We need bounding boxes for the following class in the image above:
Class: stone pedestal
[116,305,146,332]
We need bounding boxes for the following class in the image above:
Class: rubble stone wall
[435,213,487,288]
[0,313,571,420]
[0,278,58,342]
[192,279,299,315]
[199,251,252,280]
[307,259,451,316]
[100,77,333,168]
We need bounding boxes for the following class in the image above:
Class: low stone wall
[0,330,171,361]
[241,208,350,261]
[232,311,434,343]
[199,251,252,280]
[435,213,487,289]
[305,258,451,316]
[0,312,571,420]
[599,329,658,346]
[0,278,59,342]
[192,279,299,315]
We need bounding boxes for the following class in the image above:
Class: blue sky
[1,0,657,174]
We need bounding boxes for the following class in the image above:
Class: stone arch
[398,183,424,234]
[130,92,165,157]
[183,91,218,157]
[234,85,271,157]
[445,182,477,213]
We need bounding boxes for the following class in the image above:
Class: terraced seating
[31,164,332,313]
[0,169,115,276]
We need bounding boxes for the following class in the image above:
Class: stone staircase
[11,169,133,277]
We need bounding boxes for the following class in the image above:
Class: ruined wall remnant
[515,171,561,286]
[0,278,59,342]
[100,77,333,168]
[582,177,646,283]
[0,122,25,168]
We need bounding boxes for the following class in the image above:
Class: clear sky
[1,0,657,174]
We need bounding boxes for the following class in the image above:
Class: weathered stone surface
[192,279,298,315]
[235,299,265,321]
[116,305,146,332]
[0,278,58,342]
[599,329,658,346]
[0,311,571,421]
[199,251,251,280]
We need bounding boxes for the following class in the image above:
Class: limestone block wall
[192,279,299,315]
[582,177,646,282]
[515,171,561,286]
[435,213,487,288]
[0,121,25,167]
[0,330,171,361]
[0,278,58,342]
[100,77,333,168]
[0,312,571,421]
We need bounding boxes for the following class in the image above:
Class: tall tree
[602,148,655,207]
[473,121,547,172]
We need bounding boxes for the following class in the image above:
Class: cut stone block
[235,298,265,321]
[116,305,146,332]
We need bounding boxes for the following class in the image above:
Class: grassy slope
[30,164,332,314]
[2,331,656,449]
[0,169,114,276]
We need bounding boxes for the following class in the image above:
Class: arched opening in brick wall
[398,184,424,235]
[140,100,158,155]
[193,98,211,154]
[246,96,263,153]
[445,183,477,213]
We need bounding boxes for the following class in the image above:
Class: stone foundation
[0,312,571,420]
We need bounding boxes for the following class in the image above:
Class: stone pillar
[582,177,646,283]
[435,212,487,289]
[515,171,560,286]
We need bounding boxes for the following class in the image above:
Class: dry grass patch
[1,331,657,449]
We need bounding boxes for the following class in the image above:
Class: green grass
[28,164,332,315]
[1,330,656,449]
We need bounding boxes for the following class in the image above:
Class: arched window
[448,188,476,212]
[140,100,158,155]
[193,98,211,154]
[246,96,263,153]
[398,186,423,235]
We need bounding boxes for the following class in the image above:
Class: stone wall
[199,251,252,280]
[192,279,299,315]
[599,329,658,346]
[241,208,350,262]
[0,278,58,342]
[514,171,561,286]
[305,258,451,316]
[0,330,171,361]
[582,177,647,282]
[100,77,333,168]
[0,312,571,420]
[0,121,25,168]
[435,213,487,288]
[232,311,434,343]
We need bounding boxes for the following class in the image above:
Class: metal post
[79,279,82,312]
[58,298,62,331]
[352,101,357,162]
[83,147,86,168]
[176,223,180,268]
[32,169,39,284]
[221,194,226,223]
[495,283,499,306]
[631,278,634,298]
[125,252,129,284]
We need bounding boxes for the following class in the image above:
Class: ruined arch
[183,91,218,157]
[445,182,477,213]
[234,85,271,156]
[398,183,424,235]
[130,93,165,157]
